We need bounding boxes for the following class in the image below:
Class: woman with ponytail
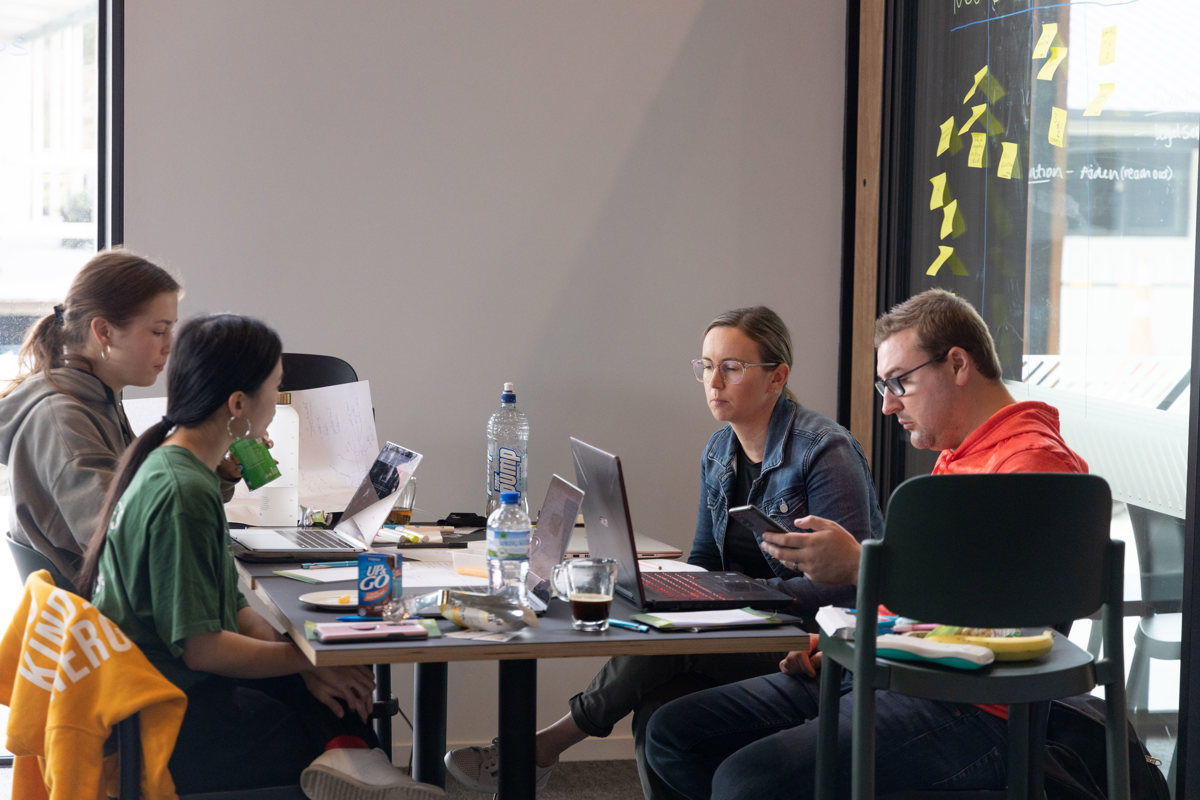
[77,313,442,799]
[0,249,183,582]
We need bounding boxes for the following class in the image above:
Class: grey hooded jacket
[0,367,134,582]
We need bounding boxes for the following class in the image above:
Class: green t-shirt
[93,445,247,690]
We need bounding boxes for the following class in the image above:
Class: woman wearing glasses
[446,306,882,799]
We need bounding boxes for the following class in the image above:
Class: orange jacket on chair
[0,570,187,800]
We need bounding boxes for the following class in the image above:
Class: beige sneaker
[301,748,445,800]
[443,739,555,794]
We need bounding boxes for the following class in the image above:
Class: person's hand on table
[302,664,375,721]
[760,515,862,586]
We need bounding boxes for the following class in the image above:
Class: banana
[924,629,1054,661]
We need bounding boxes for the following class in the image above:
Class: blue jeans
[645,671,1008,799]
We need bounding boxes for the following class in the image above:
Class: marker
[301,560,359,569]
[337,615,383,622]
[607,619,651,633]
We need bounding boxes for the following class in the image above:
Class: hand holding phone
[728,504,789,536]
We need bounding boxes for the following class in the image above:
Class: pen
[301,560,359,569]
[608,619,651,633]
[337,615,382,622]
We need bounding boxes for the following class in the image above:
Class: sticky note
[927,246,953,276]
[937,117,957,156]
[1033,23,1058,59]
[963,65,988,104]
[1048,106,1067,148]
[929,173,948,210]
[1038,47,1068,81]
[1099,25,1116,65]
[939,199,965,240]
[968,132,987,168]
[998,142,1018,179]
[1083,83,1116,117]
[959,103,987,135]
[927,247,967,277]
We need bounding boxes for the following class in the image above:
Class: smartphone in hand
[728,505,789,536]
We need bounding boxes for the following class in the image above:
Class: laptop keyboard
[288,528,352,549]
[641,571,726,601]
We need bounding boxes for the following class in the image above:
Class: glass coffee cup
[551,558,619,631]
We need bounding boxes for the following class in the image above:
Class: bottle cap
[501,382,516,402]
[500,491,520,505]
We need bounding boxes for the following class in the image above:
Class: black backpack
[1043,695,1171,800]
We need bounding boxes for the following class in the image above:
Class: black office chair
[814,473,1129,800]
[7,531,77,593]
[279,352,359,391]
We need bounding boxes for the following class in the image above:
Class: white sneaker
[443,739,555,794]
[301,748,446,800]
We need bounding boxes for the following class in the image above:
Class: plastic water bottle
[259,392,299,526]
[486,491,531,605]
[485,382,529,517]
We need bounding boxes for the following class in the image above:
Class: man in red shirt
[763,287,1086,586]
[645,289,1089,799]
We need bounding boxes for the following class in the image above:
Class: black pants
[169,673,378,793]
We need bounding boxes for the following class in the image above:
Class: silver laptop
[526,474,585,606]
[231,442,422,561]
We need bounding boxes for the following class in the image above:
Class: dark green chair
[814,473,1129,800]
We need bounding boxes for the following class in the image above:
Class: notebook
[230,442,421,562]
[569,437,794,612]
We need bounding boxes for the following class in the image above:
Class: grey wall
[123,1,848,556]
[123,0,849,759]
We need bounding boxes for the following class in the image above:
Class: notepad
[632,608,800,631]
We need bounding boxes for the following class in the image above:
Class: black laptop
[569,437,794,612]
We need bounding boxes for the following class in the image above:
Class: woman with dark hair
[445,306,882,798]
[78,313,443,799]
[0,249,204,582]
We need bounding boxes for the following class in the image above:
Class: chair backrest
[279,353,358,392]
[6,531,77,594]
[863,473,1115,629]
[1126,504,1184,607]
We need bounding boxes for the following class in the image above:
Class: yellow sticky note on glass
[1083,83,1116,117]
[963,65,988,104]
[929,173,948,210]
[968,133,988,168]
[1099,25,1117,65]
[927,246,954,276]
[1048,107,1067,148]
[959,103,987,135]
[940,199,965,240]
[997,142,1018,179]
[1038,47,1068,81]
[937,117,961,156]
[1033,23,1058,59]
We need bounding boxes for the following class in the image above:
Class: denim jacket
[689,395,883,614]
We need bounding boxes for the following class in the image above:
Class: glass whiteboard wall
[875,2,1198,788]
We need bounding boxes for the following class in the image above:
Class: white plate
[298,590,359,611]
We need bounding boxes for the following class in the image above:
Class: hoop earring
[100,345,110,361]
[227,415,252,440]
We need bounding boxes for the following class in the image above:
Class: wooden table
[238,560,808,798]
